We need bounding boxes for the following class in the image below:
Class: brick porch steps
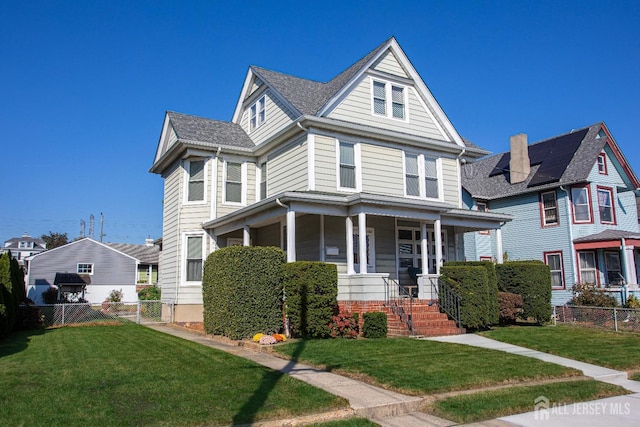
[381,301,465,337]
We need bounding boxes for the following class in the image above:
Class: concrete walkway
[427,334,640,426]
[146,324,640,426]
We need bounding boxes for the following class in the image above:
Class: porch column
[434,219,442,275]
[496,227,504,264]
[319,214,325,262]
[286,210,296,262]
[243,225,250,246]
[346,216,355,274]
[622,238,633,285]
[420,222,428,273]
[358,212,367,274]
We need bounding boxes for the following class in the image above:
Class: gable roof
[106,243,159,264]
[462,123,639,200]
[27,237,152,264]
[167,111,255,150]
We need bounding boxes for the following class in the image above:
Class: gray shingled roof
[106,243,159,264]
[167,111,255,149]
[250,37,391,116]
[574,229,640,242]
[462,123,606,200]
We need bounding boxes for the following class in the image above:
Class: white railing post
[613,307,618,332]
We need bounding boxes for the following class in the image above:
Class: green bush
[283,262,338,338]
[496,261,552,324]
[15,305,45,330]
[0,253,15,338]
[624,294,640,309]
[498,292,524,325]
[42,287,58,304]
[440,265,491,330]
[107,289,124,302]
[137,286,161,300]
[445,261,499,325]
[362,312,388,338]
[569,282,618,307]
[10,257,26,304]
[202,246,285,340]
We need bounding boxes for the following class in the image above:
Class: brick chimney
[509,133,530,184]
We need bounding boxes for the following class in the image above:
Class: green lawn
[273,338,578,395]
[427,379,627,423]
[0,324,347,426]
[480,325,640,370]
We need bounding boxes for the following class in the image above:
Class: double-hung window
[225,161,243,203]
[339,142,357,190]
[544,252,564,289]
[259,162,267,200]
[249,95,266,131]
[185,235,203,282]
[187,160,205,202]
[597,187,615,224]
[404,152,439,199]
[540,191,558,226]
[578,251,597,285]
[597,153,607,175]
[604,251,622,285]
[571,186,592,223]
[372,79,405,119]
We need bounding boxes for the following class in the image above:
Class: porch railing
[435,277,462,328]
[383,277,413,335]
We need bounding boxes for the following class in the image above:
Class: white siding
[372,50,408,78]
[241,90,297,145]
[268,137,308,194]
[361,144,404,196]
[159,162,181,302]
[329,75,446,141]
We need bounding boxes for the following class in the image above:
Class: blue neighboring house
[462,123,640,305]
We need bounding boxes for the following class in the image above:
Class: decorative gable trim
[599,123,640,189]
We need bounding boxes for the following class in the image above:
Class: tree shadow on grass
[0,328,47,359]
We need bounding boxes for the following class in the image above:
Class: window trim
[597,153,608,175]
[370,78,408,121]
[402,151,441,200]
[336,140,361,192]
[77,263,94,275]
[182,232,205,285]
[540,190,560,227]
[476,201,490,235]
[259,162,267,201]
[222,160,246,206]
[249,95,266,132]
[544,251,565,290]
[184,159,207,205]
[604,250,623,286]
[570,185,593,224]
[596,186,616,225]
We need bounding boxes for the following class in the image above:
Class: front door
[397,227,448,285]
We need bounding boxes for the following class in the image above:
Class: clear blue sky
[1,0,638,244]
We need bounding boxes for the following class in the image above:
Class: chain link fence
[554,305,640,333]
[37,301,166,327]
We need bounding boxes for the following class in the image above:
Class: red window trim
[570,184,594,224]
[576,250,599,287]
[596,186,617,225]
[539,190,560,228]
[544,250,565,290]
[597,153,608,175]
[480,256,493,261]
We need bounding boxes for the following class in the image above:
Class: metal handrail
[384,277,414,335]
[436,277,462,328]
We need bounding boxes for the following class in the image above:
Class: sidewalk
[427,334,640,426]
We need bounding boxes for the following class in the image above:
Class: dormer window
[250,95,266,131]
[18,241,33,249]
[371,79,406,120]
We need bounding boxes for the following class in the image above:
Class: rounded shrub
[362,312,388,338]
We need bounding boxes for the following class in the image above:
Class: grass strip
[0,324,347,426]
[273,338,578,395]
[427,379,628,423]
[480,325,640,370]
[310,418,380,426]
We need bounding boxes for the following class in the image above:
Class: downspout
[560,186,577,292]
[297,121,309,132]
[457,147,466,209]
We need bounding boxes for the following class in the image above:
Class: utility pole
[89,214,95,239]
[80,220,86,238]
[99,212,106,242]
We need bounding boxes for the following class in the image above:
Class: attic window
[597,153,607,175]
[371,79,406,120]
[77,263,93,274]
[596,129,606,139]
[18,241,33,249]
[250,96,266,131]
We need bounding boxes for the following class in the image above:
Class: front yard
[0,324,347,426]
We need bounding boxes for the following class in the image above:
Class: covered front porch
[203,191,512,301]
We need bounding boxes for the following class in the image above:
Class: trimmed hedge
[0,253,15,338]
[445,261,499,325]
[362,312,388,338]
[202,246,285,340]
[496,261,552,324]
[440,265,491,330]
[283,262,338,338]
